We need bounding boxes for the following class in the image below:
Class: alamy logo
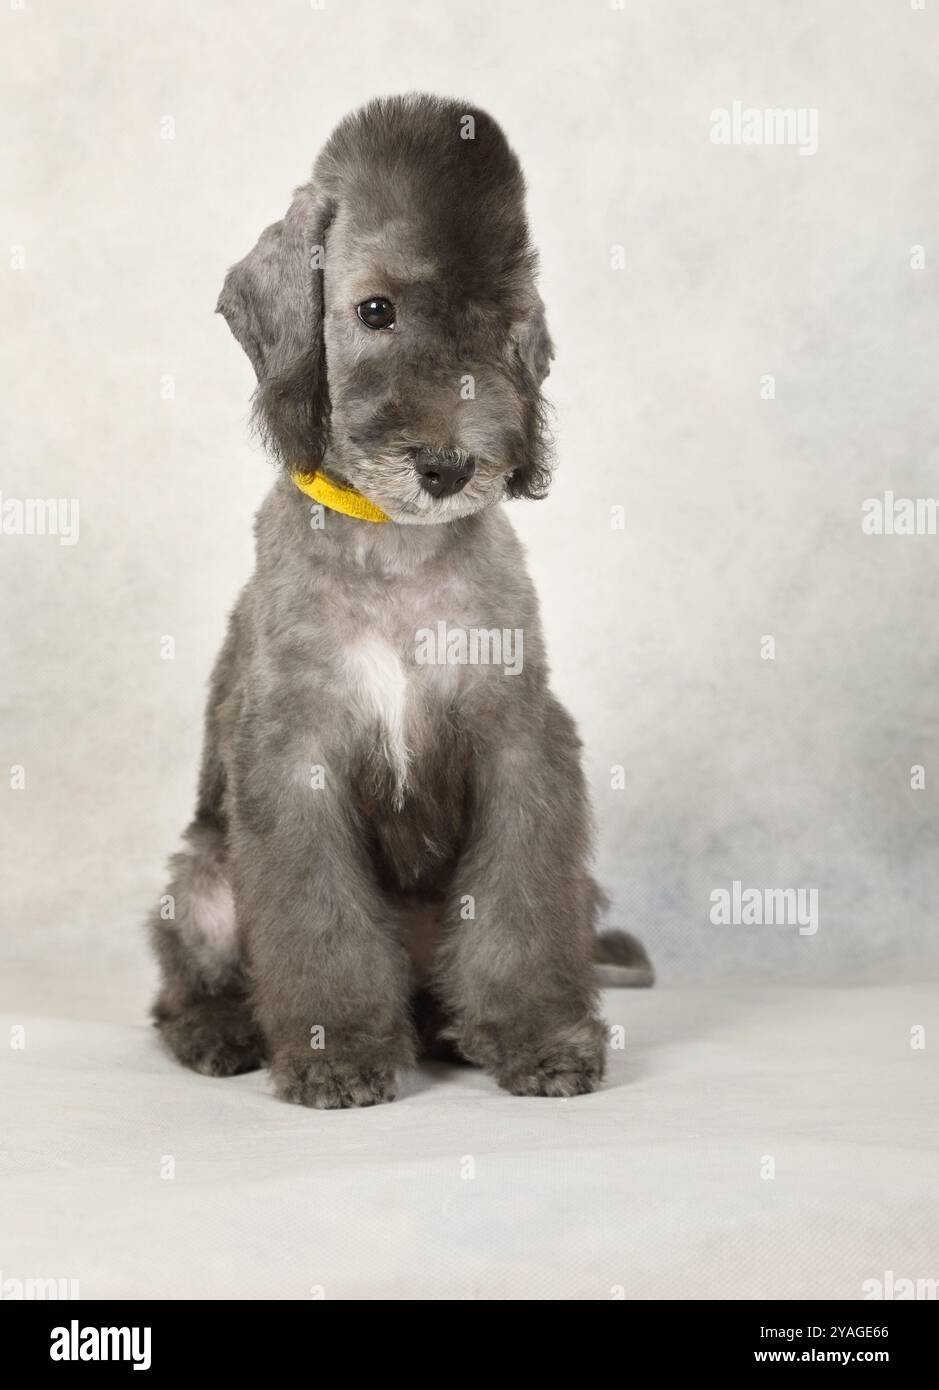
[0,1272,78,1299]
[415,622,524,676]
[862,1271,938,1300]
[709,880,819,936]
[0,493,79,545]
[50,1320,151,1371]
[862,492,938,535]
[710,102,819,156]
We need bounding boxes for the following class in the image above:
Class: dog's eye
[356,297,396,330]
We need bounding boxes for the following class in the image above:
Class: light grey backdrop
[2,0,937,1003]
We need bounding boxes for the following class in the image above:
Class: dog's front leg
[232,756,416,1109]
[436,699,607,1097]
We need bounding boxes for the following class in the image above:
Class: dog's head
[217,94,554,525]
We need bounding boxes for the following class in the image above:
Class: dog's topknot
[314,94,536,299]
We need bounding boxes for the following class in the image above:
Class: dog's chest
[343,630,464,806]
[340,624,472,891]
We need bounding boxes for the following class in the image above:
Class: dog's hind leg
[149,819,265,1076]
[149,831,263,1075]
[149,608,264,1076]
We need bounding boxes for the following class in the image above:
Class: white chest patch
[345,637,411,806]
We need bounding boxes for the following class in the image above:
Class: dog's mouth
[390,484,492,526]
[339,447,507,526]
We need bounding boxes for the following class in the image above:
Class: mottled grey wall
[2,0,937,992]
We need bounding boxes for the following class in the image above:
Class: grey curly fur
[149,94,652,1109]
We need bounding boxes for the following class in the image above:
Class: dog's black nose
[413,448,476,499]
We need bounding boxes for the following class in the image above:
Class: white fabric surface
[3,984,936,1300]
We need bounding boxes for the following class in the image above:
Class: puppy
[149,94,651,1109]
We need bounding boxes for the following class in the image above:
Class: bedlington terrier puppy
[149,93,652,1109]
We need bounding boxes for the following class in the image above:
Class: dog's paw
[486,1020,607,1099]
[156,998,265,1077]
[270,1053,398,1110]
[499,1056,601,1098]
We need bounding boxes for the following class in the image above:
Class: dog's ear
[507,295,555,500]
[217,187,335,471]
[513,295,554,387]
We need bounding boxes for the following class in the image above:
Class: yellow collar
[291,470,390,524]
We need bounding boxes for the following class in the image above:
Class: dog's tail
[595,930,655,988]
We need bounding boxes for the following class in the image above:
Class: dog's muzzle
[412,447,477,499]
